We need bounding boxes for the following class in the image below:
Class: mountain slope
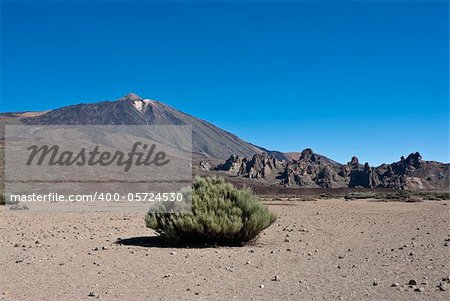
[20,93,263,160]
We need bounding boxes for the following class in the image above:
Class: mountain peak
[122,93,143,101]
[120,93,158,112]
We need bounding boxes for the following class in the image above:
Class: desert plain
[1,199,449,301]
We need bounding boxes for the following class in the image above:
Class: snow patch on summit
[133,100,143,112]
[133,99,156,112]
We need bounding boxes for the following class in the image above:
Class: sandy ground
[1,199,449,301]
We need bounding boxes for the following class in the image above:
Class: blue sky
[1,0,448,165]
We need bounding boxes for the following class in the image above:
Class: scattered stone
[438,282,447,291]
[88,292,97,298]
[259,285,264,289]
[372,281,378,286]
[414,287,424,292]
[170,251,176,255]
[284,238,290,243]
[272,275,280,281]
[391,283,399,287]
[408,279,417,285]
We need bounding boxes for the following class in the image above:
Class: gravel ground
[1,199,449,300]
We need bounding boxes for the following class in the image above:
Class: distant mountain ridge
[1,93,448,190]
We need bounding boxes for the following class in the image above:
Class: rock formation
[216,153,284,179]
[214,150,449,190]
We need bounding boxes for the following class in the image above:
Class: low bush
[300,196,317,202]
[418,192,450,201]
[146,177,277,246]
[385,191,412,200]
[344,192,376,200]
[319,193,333,199]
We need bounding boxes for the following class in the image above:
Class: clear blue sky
[1,0,448,165]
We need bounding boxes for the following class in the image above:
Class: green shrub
[344,192,376,200]
[418,192,450,201]
[386,191,412,200]
[146,177,277,246]
[319,193,333,199]
[300,196,317,202]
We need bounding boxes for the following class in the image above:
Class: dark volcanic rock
[215,150,449,190]
[350,156,359,165]
[216,153,284,179]
[280,149,347,188]
[215,155,245,175]
[241,153,282,179]
[348,163,376,188]
[368,152,447,190]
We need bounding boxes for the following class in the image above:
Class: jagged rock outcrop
[348,162,377,188]
[215,150,449,190]
[215,155,245,175]
[216,153,284,179]
[281,149,347,188]
[368,152,429,190]
[240,153,282,179]
[346,152,447,190]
